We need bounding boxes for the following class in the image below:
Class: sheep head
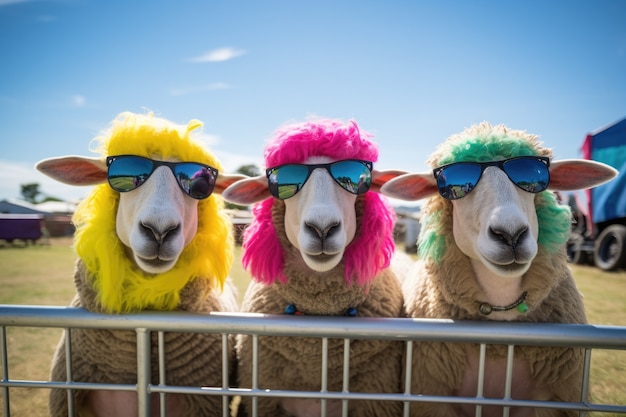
[223,119,406,286]
[36,112,244,313]
[381,122,617,312]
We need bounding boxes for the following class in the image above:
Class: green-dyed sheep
[382,122,617,417]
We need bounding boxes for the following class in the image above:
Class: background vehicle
[0,214,43,245]
[567,116,626,270]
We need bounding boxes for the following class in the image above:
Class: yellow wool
[73,112,233,313]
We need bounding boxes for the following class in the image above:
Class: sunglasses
[106,155,218,200]
[266,159,373,200]
[433,156,550,200]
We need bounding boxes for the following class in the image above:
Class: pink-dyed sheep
[223,119,408,416]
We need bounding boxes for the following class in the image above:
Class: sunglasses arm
[35,156,108,186]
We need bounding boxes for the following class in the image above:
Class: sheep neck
[470,259,527,318]
[274,245,368,315]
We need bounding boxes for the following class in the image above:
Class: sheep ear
[36,156,108,186]
[222,175,271,205]
[213,173,249,195]
[380,172,439,201]
[370,169,410,193]
[549,159,618,191]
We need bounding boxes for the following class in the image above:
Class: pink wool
[242,119,396,286]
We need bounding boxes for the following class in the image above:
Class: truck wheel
[567,243,590,265]
[594,225,626,271]
[567,234,591,265]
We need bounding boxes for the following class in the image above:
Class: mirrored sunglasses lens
[175,163,216,199]
[330,161,372,194]
[437,163,482,200]
[269,165,309,199]
[108,156,153,192]
[504,158,549,193]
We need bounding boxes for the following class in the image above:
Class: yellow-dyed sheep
[36,112,244,417]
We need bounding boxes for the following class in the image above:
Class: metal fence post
[136,328,151,417]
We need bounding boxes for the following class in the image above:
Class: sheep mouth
[302,247,343,260]
[308,253,339,262]
[485,259,531,277]
[301,252,343,272]
[135,255,177,273]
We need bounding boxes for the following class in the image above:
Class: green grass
[0,238,625,416]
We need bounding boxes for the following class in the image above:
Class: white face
[115,163,199,274]
[451,165,539,278]
[283,156,358,273]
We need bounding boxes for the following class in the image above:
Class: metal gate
[2,304,626,417]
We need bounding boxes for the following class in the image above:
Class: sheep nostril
[324,222,340,239]
[305,222,324,239]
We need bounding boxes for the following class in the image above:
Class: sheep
[222,119,409,417]
[380,122,618,417]
[35,112,245,417]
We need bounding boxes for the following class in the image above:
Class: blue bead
[347,307,357,317]
[285,304,297,314]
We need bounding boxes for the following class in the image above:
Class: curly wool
[72,112,234,313]
[420,122,572,263]
[264,119,379,167]
[241,119,395,286]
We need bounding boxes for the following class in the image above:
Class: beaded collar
[476,291,528,316]
[285,303,358,317]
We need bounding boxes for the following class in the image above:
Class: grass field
[0,237,625,416]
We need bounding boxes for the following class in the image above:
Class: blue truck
[567,117,626,270]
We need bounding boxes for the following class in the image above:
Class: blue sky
[1,0,625,203]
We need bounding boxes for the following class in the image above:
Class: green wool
[535,192,571,252]
[438,133,538,166]
[418,210,447,263]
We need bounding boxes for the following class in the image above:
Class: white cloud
[187,129,264,172]
[169,82,230,97]
[180,131,264,172]
[187,47,246,63]
[72,95,86,107]
[193,131,221,147]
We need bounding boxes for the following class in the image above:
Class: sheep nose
[140,221,180,244]
[305,220,340,241]
[489,225,528,249]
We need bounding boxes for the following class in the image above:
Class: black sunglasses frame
[266,159,374,200]
[106,155,219,200]
[433,156,551,200]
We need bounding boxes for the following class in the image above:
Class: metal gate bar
[1,326,9,417]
